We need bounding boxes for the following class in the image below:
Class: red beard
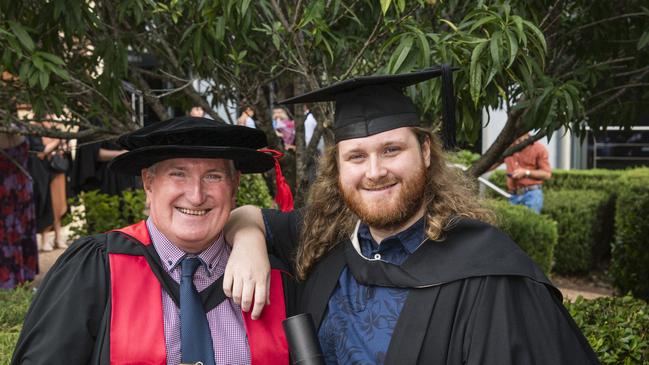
[339,163,427,231]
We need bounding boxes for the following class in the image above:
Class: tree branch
[587,68,649,115]
[340,12,383,80]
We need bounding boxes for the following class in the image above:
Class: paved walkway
[35,247,612,301]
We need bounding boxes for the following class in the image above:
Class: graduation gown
[263,209,601,365]
[12,221,295,365]
[71,139,139,196]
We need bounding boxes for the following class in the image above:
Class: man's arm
[223,205,270,320]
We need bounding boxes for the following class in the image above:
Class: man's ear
[141,169,154,205]
[422,136,431,168]
[231,171,241,207]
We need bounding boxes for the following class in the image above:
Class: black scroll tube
[282,313,325,365]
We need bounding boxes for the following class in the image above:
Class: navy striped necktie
[180,257,215,365]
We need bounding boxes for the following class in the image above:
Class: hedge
[66,174,274,238]
[543,189,614,274]
[486,199,557,275]
[612,168,649,301]
[566,295,649,364]
[488,168,623,193]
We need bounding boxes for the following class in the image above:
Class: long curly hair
[295,127,494,280]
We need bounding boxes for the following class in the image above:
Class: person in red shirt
[504,133,552,213]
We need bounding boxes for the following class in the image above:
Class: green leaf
[28,69,39,87]
[391,36,414,73]
[440,19,458,32]
[39,70,50,89]
[469,15,497,32]
[396,0,405,12]
[380,0,392,15]
[8,21,35,52]
[38,52,65,66]
[522,20,547,53]
[562,88,574,119]
[470,64,483,106]
[470,39,488,83]
[511,16,526,47]
[32,56,45,71]
[19,62,30,81]
[490,30,502,68]
[180,24,199,44]
[241,0,252,15]
[48,64,69,80]
[215,17,225,42]
[505,29,518,68]
[272,33,280,50]
[637,31,649,50]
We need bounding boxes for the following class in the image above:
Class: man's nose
[185,178,206,205]
[365,155,387,180]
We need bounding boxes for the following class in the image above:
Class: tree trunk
[468,107,524,177]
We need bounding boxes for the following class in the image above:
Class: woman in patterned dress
[0,133,38,289]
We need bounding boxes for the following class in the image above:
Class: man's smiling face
[336,127,430,231]
[142,157,240,253]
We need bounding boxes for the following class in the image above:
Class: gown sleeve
[464,276,600,365]
[261,208,303,269]
[11,236,110,365]
[71,141,102,195]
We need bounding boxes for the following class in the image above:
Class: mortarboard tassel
[260,149,294,212]
[441,64,457,150]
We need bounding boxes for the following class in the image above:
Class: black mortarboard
[109,116,274,175]
[280,65,457,148]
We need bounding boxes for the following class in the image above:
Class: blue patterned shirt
[318,217,426,364]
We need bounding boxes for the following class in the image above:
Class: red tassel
[259,149,294,212]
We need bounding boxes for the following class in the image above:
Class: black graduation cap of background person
[108,116,275,175]
[280,65,457,148]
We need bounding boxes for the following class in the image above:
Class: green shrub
[0,285,34,365]
[67,189,147,239]
[237,173,274,208]
[448,149,480,167]
[612,168,649,300]
[566,295,649,364]
[488,169,623,193]
[543,190,614,274]
[486,199,558,274]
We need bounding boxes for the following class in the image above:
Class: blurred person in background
[503,132,552,213]
[271,105,295,150]
[237,105,257,129]
[0,131,38,289]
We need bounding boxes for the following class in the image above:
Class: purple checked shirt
[146,218,251,365]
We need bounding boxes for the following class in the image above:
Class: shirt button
[373,253,381,260]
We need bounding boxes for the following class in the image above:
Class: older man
[12,117,291,365]
[225,68,599,364]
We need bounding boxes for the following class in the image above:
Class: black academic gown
[71,139,139,196]
[263,209,601,365]
[11,230,296,365]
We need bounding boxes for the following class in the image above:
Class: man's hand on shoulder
[223,205,270,320]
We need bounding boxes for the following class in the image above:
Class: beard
[339,163,428,231]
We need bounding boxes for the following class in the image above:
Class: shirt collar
[357,216,426,255]
[146,217,225,277]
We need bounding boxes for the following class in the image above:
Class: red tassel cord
[259,149,294,212]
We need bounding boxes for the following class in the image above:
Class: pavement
[34,246,613,302]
